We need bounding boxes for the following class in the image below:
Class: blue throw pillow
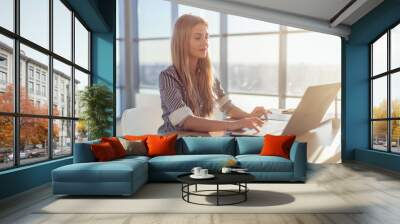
[236,137,264,155]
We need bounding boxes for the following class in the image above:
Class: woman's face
[189,23,209,59]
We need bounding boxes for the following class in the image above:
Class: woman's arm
[225,104,269,120]
[182,115,264,132]
[224,104,250,119]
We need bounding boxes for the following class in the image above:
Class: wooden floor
[1,162,400,224]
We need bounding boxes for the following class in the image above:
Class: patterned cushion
[119,138,147,156]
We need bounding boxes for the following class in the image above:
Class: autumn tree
[0,84,60,152]
[372,99,400,143]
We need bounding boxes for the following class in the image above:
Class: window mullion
[71,9,76,154]
[370,45,373,149]
[14,0,21,167]
[49,0,54,160]
[388,30,391,152]
[278,25,287,109]
[220,13,228,92]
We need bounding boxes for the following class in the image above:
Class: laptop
[230,83,341,136]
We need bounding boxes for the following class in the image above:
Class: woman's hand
[249,106,270,118]
[227,117,264,132]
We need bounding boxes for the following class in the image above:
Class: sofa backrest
[73,139,100,163]
[235,137,264,155]
[177,137,236,155]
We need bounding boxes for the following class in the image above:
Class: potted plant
[79,84,113,140]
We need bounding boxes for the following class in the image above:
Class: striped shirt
[158,65,232,134]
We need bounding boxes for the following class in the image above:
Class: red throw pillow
[101,137,127,158]
[260,134,296,159]
[146,134,177,157]
[91,142,118,161]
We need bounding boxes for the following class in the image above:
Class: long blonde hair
[171,14,214,117]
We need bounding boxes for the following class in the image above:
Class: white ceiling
[227,0,353,24]
[171,0,384,38]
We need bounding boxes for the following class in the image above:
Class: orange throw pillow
[101,137,127,158]
[146,134,177,157]
[124,135,149,142]
[91,142,117,161]
[260,134,296,159]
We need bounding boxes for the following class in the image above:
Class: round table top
[177,172,255,185]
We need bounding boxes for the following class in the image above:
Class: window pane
[392,72,400,118]
[0,0,14,31]
[53,119,72,158]
[20,117,49,165]
[75,120,88,143]
[139,39,170,89]
[392,120,400,153]
[372,33,387,76]
[75,18,89,70]
[372,121,387,151]
[20,44,49,115]
[228,35,278,94]
[53,59,72,117]
[0,35,14,112]
[0,116,13,170]
[74,69,89,118]
[138,0,171,38]
[287,32,341,96]
[20,0,49,49]
[228,15,279,34]
[209,37,220,78]
[229,94,279,112]
[178,5,220,35]
[391,24,400,70]
[53,0,72,60]
[372,77,387,119]
[286,97,301,109]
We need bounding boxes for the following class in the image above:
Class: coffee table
[177,172,255,206]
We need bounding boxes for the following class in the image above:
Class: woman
[158,14,268,134]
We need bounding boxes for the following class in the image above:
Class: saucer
[190,174,215,179]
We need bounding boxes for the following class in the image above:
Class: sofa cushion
[178,137,235,155]
[101,137,127,158]
[148,154,235,172]
[260,134,296,159]
[236,155,293,172]
[91,142,118,161]
[53,158,147,183]
[235,137,263,155]
[118,138,148,156]
[147,134,177,157]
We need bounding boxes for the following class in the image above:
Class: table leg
[195,184,197,192]
[245,183,247,201]
[187,184,190,202]
[217,184,219,206]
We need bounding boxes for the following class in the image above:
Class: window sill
[0,156,72,176]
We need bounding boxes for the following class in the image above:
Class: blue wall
[0,158,72,199]
[343,0,400,171]
[92,32,115,135]
[0,0,116,200]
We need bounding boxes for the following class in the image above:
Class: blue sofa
[52,137,307,196]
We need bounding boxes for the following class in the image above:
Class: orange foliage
[0,84,60,149]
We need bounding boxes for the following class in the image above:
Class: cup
[221,167,232,174]
[200,169,208,176]
[191,167,202,176]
